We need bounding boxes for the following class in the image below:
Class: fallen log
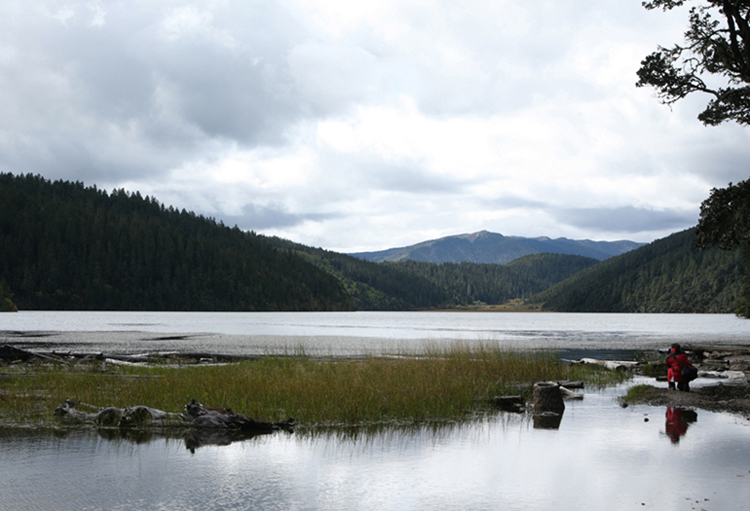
[578,358,639,371]
[53,399,295,433]
[557,380,584,389]
[0,345,70,364]
[559,386,584,400]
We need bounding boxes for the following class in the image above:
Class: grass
[0,343,629,428]
[621,384,663,403]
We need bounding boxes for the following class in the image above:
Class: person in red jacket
[665,343,693,392]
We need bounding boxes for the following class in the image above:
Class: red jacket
[666,351,691,382]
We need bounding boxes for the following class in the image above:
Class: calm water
[1,378,749,511]
[2,312,750,510]
[3,311,750,357]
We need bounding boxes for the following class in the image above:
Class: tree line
[530,229,743,313]
[263,236,598,309]
[0,173,353,311]
[3,173,744,314]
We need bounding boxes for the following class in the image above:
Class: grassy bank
[1,344,627,428]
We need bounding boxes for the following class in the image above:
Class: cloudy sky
[2,1,749,252]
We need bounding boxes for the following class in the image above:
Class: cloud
[557,206,697,235]
[222,204,338,231]
[1,0,748,252]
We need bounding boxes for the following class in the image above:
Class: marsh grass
[0,344,627,428]
[621,384,663,403]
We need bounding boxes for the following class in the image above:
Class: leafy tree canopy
[694,178,750,250]
[694,178,750,316]
[637,0,750,126]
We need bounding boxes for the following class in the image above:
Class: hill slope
[530,229,743,313]
[0,173,354,311]
[350,230,644,264]
[263,237,451,310]
[265,236,599,309]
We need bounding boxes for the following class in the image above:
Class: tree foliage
[694,178,750,249]
[0,173,354,311]
[531,229,743,313]
[265,236,599,310]
[385,254,598,307]
[0,280,17,312]
[264,237,457,310]
[694,178,750,315]
[637,0,750,125]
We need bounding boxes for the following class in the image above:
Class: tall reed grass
[0,343,625,427]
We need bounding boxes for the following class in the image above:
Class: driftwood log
[577,358,639,371]
[54,399,295,433]
[0,345,70,364]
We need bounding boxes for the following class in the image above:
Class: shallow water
[2,312,750,510]
[1,378,749,511]
[3,311,750,358]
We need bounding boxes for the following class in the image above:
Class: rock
[54,400,187,427]
[533,411,563,429]
[533,381,565,413]
[184,399,295,432]
[54,399,294,432]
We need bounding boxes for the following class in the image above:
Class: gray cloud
[482,195,548,210]
[1,1,746,251]
[0,2,320,180]
[368,164,464,194]
[222,204,340,231]
[557,206,697,234]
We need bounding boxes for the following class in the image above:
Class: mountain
[349,230,645,264]
[0,173,354,311]
[264,236,599,310]
[529,228,743,313]
[263,236,451,310]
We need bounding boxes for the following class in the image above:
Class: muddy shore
[623,344,750,418]
[622,382,750,418]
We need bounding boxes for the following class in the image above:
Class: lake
[2,312,750,510]
[4,310,750,358]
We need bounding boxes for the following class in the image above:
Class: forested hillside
[384,254,598,305]
[263,237,451,309]
[265,237,598,309]
[0,280,17,312]
[530,229,743,313]
[6,174,736,314]
[0,173,354,311]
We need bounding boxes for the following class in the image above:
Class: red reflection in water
[665,407,698,444]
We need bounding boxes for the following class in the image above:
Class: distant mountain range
[349,230,645,264]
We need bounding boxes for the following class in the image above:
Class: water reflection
[533,411,563,429]
[44,425,293,453]
[3,391,750,511]
[663,407,698,444]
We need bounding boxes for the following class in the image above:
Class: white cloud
[1,0,749,252]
